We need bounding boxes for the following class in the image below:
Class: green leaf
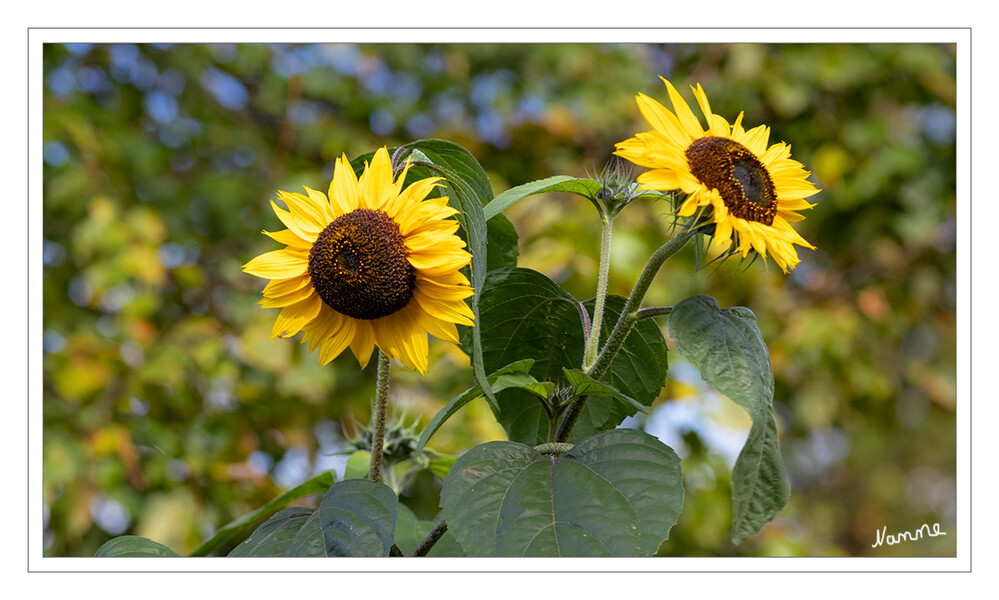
[485,212,520,271]
[471,267,583,443]
[483,175,577,220]
[401,140,495,407]
[667,294,790,544]
[730,409,789,545]
[95,535,180,557]
[440,429,683,556]
[483,176,661,220]
[562,368,648,415]
[317,479,398,557]
[470,267,668,444]
[227,507,314,557]
[414,359,537,456]
[399,139,493,203]
[285,511,326,556]
[189,470,336,556]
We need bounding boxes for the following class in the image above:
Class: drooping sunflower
[242,147,474,374]
[615,78,819,272]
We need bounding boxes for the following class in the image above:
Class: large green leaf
[402,140,495,406]
[285,511,326,556]
[485,212,520,271]
[227,507,314,557]
[317,479,398,557]
[667,294,790,544]
[95,535,180,557]
[189,470,336,556]
[471,267,583,443]
[440,429,683,556]
[470,267,668,444]
[400,139,493,204]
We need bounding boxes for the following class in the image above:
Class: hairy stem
[556,228,696,442]
[582,215,615,371]
[589,227,695,380]
[636,306,674,320]
[368,350,391,483]
[413,519,449,557]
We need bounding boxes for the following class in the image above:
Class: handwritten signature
[872,522,947,548]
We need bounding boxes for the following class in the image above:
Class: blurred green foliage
[42,42,956,557]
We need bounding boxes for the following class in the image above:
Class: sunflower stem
[556,227,696,442]
[636,306,674,320]
[582,214,615,372]
[413,519,449,557]
[368,350,392,483]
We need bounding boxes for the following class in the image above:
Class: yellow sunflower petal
[328,153,360,216]
[634,169,681,191]
[270,201,318,244]
[277,189,328,232]
[661,78,704,140]
[636,93,691,149]
[408,248,473,276]
[262,228,311,250]
[350,320,376,369]
[270,293,323,339]
[263,274,311,298]
[413,305,461,344]
[358,147,395,212]
[403,222,462,252]
[317,312,356,366]
[242,248,309,279]
[414,287,474,326]
[372,313,428,375]
[258,280,315,308]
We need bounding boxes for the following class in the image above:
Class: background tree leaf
[667,294,790,544]
[95,535,180,557]
[440,428,683,556]
[227,507,314,557]
[317,478,398,557]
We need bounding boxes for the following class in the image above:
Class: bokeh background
[41,42,957,557]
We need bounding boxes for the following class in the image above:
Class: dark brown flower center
[308,208,415,320]
[685,136,777,225]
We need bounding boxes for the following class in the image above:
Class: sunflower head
[615,77,820,273]
[242,147,475,374]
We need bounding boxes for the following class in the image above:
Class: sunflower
[615,78,819,272]
[242,147,474,374]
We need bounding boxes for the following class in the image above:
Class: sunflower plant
[96,78,818,558]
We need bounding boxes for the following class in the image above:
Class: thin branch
[413,519,449,557]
